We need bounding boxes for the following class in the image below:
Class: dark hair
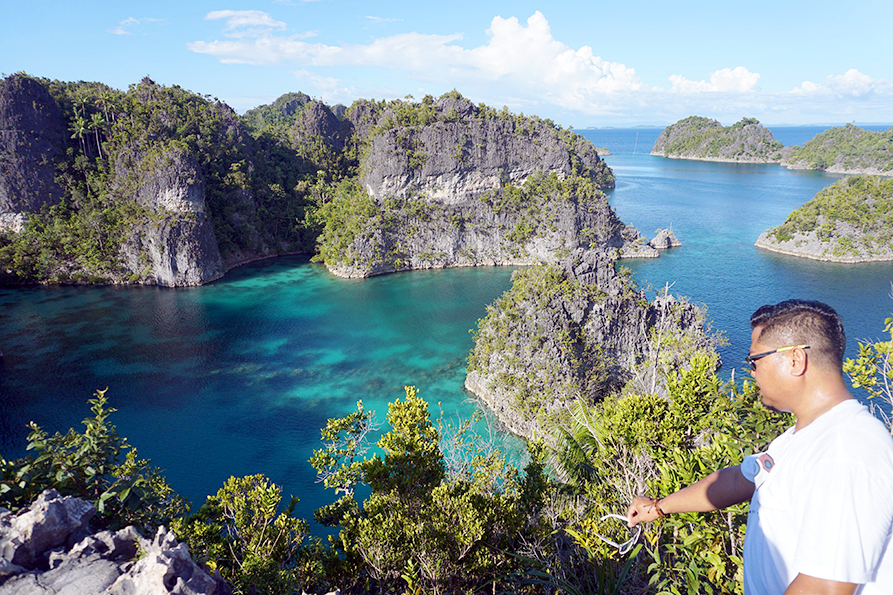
[750,299,845,370]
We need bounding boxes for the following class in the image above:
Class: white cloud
[793,69,886,99]
[190,11,893,125]
[204,10,288,39]
[190,11,646,114]
[108,17,163,36]
[669,67,760,94]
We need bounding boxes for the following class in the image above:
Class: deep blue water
[2,126,892,529]
[574,127,893,380]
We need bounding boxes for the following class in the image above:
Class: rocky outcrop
[649,228,681,250]
[754,228,893,263]
[0,74,66,222]
[465,249,714,441]
[0,489,229,595]
[290,101,351,156]
[652,116,783,163]
[114,146,224,286]
[781,124,893,176]
[360,97,613,204]
[755,175,893,263]
[319,95,650,278]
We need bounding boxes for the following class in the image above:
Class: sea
[1,125,892,530]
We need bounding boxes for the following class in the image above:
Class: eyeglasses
[744,345,810,371]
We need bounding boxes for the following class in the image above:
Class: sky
[2,0,892,128]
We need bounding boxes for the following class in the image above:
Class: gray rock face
[0,490,228,595]
[114,146,224,286]
[360,100,611,204]
[0,489,95,569]
[325,96,630,277]
[290,101,350,155]
[0,74,66,217]
[465,250,712,441]
[649,228,682,249]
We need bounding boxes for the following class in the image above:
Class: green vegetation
[844,315,893,430]
[0,388,187,531]
[9,307,893,595]
[655,116,783,162]
[767,175,893,259]
[785,124,893,173]
[1,77,613,283]
[559,359,792,594]
[0,359,796,594]
[0,74,339,284]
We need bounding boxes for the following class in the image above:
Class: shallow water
[2,126,892,526]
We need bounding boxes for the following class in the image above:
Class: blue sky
[3,0,892,127]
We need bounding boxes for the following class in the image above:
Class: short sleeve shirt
[741,400,893,594]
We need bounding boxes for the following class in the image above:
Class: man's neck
[793,374,854,431]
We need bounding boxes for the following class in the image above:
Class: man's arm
[784,573,857,595]
[627,465,755,526]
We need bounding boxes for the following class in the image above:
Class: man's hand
[627,496,662,527]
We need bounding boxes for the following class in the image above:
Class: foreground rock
[465,249,714,441]
[0,489,229,595]
[651,116,783,163]
[756,175,893,263]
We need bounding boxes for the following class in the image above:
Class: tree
[844,313,893,432]
[69,115,87,155]
[90,112,105,159]
[0,389,187,532]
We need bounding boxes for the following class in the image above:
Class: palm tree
[70,116,88,155]
[74,94,91,118]
[89,112,105,159]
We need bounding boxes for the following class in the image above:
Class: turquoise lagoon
[2,126,892,526]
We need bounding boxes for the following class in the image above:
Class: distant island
[781,123,893,175]
[652,117,893,176]
[651,116,783,163]
[755,175,893,263]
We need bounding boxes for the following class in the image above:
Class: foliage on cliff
[652,116,783,162]
[1,75,620,285]
[0,74,340,285]
[782,124,893,174]
[467,254,720,440]
[763,175,893,261]
[301,90,624,277]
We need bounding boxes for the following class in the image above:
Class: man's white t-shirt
[741,399,893,594]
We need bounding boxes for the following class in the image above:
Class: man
[626,299,893,594]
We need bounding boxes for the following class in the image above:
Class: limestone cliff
[652,116,783,163]
[316,94,655,278]
[465,249,715,441]
[0,75,319,286]
[756,175,893,263]
[0,74,66,229]
[114,146,224,286]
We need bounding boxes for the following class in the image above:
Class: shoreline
[650,152,780,164]
[754,237,893,264]
[651,152,893,177]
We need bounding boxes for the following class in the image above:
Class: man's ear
[789,346,808,376]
